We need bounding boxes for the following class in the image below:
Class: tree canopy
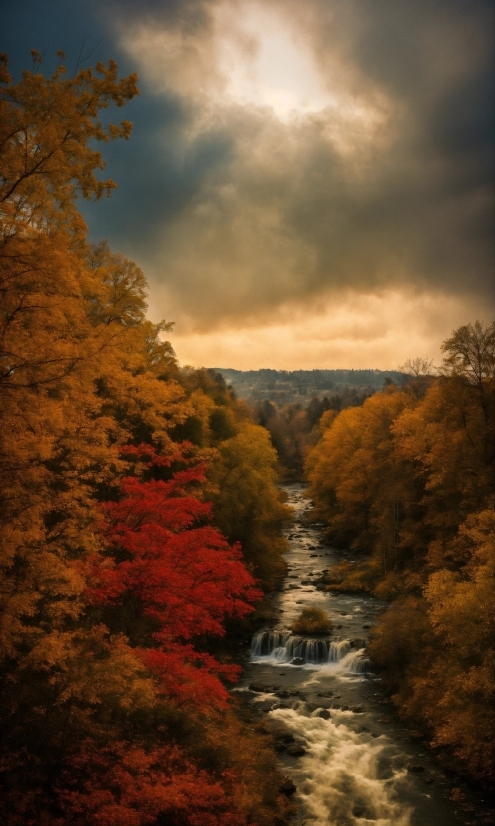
[0,53,291,826]
[306,321,495,782]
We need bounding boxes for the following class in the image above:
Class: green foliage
[207,424,290,591]
[291,607,333,635]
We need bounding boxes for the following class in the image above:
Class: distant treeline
[216,368,406,404]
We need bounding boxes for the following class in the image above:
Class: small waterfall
[251,631,372,671]
[327,640,351,662]
[251,630,290,656]
[348,653,372,674]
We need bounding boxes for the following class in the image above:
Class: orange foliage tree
[0,52,289,825]
[306,322,495,782]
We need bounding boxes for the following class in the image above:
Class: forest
[0,54,293,825]
[1,49,494,826]
[216,368,405,405]
[306,322,495,785]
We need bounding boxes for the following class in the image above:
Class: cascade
[241,485,474,826]
[251,630,372,671]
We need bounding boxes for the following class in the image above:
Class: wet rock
[279,777,297,796]
[340,705,350,711]
[271,728,295,744]
[291,657,305,665]
[249,683,269,693]
[408,764,425,772]
[256,700,278,712]
[286,743,306,756]
[350,705,364,713]
[316,709,331,720]
[316,691,334,697]
[362,624,371,629]
[350,638,367,648]
[275,690,290,698]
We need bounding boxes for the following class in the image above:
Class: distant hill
[214,368,406,405]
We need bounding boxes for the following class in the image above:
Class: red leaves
[139,647,239,707]
[58,740,247,826]
[86,445,261,707]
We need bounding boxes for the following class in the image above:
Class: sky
[3,0,494,369]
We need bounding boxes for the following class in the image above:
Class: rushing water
[236,484,476,826]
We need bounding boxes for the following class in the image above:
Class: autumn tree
[307,321,495,783]
[0,51,291,825]
[86,445,261,708]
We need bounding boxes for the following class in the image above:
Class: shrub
[291,607,333,635]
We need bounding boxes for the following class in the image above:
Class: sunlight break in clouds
[112,0,494,369]
[119,0,390,143]
[215,3,334,121]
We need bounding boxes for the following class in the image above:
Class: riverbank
[234,484,492,826]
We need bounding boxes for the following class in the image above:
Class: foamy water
[239,484,467,826]
[272,707,412,826]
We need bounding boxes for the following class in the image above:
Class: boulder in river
[248,683,269,693]
[291,657,305,665]
[279,777,297,796]
[316,709,331,720]
[350,639,367,648]
[271,728,295,744]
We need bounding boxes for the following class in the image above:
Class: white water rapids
[236,484,468,826]
[251,631,371,672]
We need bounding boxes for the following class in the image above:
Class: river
[235,484,484,826]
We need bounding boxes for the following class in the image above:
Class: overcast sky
[3,0,494,369]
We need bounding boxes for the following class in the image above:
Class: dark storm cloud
[3,0,494,332]
[100,0,494,328]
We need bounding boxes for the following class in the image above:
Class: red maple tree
[85,445,261,707]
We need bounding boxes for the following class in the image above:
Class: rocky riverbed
[234,484,490,826]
